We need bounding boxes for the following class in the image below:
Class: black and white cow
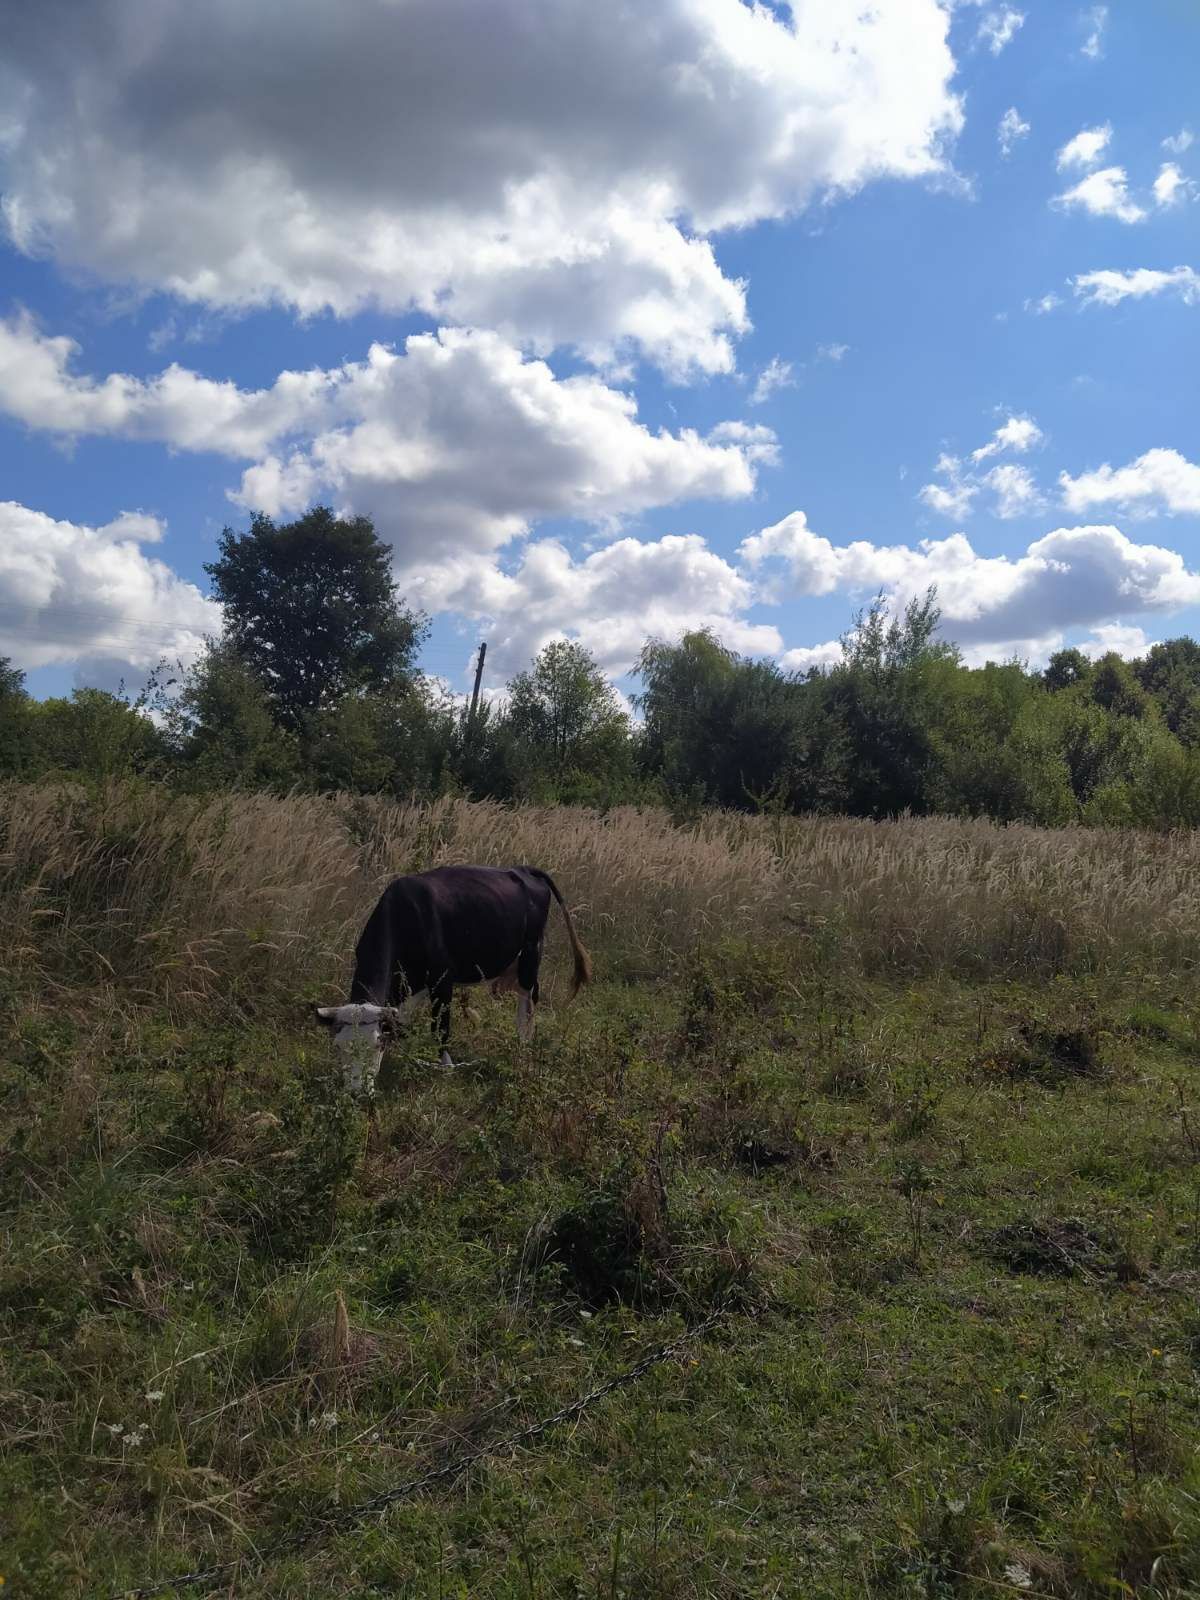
[314,864,591,1093]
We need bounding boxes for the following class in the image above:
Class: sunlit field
[4,783,1200,1597]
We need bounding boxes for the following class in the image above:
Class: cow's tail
[529,869,592,999]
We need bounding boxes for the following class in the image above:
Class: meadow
[4,783,1200,1598]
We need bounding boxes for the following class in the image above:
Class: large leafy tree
[635,630,738,798]
[822,589,960,818]
[205,507,425,730]
[1089,652,1150,719]
[0,656,33,777]
[926,659,1037,820]
[635,630,847,814]
[1137,638,1200,744]
[29,688,164,781]
[1043,647,1091,693]
[304,682,458,796]
[163,640,299,791]
[505,640,631,796]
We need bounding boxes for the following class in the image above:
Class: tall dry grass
[1,781,1197,1015]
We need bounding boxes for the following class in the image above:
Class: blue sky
[0,0,1197,703]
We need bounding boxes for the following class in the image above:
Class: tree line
[5,506,1200,829]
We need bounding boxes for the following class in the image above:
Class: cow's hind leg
[515,940,542,1044]
[430,977,455,1067]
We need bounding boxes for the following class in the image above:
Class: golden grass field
[5,783,1199,1007]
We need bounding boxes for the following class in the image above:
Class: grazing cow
[314,865,591,1094]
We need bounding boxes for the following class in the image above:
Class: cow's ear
[313,1005,338,1028]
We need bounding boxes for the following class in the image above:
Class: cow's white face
[314,1003,388,1096]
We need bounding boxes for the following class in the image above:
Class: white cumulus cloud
[984,463,1043,518]
[971,413,1043,462]
[1053,166,1146,224]
[741,514,1200,658]
[0,311,332,457]
[1163,128,1195,155]
[446,533,782,681]
[1056,124,1112,172]
[1153,163,1193,208]
[919,482,979,520]
[1081,623,1154,659]
[780,638,846,674]
[1072,266,1200,306]
[0,318,775,577]
[919,463,979,521]
[921,416,1044,518]
[0,0,963,379]
[1060,448,1200,517]
[0,501,216,676]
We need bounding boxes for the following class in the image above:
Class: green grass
[5,945,1200,1598]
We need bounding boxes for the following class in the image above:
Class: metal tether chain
[114,1302,730,1599]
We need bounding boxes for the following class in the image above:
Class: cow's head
[313,1003,397,1096]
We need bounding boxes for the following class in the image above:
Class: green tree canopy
[504,640,631,797]
[304,681,457,796]
[30,687,163,781]
[0,656,33,778]
[1137,638,1200,744]
[163,640,299,791]
[205,507,425,729]
[634,630,846,814]
[635,630,738,795]
[1043,648,1091,692]
[822,590,960,817]
[1089,652,1150,719]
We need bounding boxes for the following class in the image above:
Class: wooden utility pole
[468,641,487,725]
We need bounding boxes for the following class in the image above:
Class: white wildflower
[144,1390,165,1403]
[124,1425,148,1447]
[106,1422,124,1435]
[1004,1562,1033,1590]
[567,1337,585,1347]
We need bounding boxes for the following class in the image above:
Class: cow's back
[372,864,551,991]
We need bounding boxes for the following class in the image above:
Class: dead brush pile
[2,782,1198,1019]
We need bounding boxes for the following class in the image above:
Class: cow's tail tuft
[530,869,592,999]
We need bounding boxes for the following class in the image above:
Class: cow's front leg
[430,978,455,1067]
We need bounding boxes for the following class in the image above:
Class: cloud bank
[0,315,776,576]
[742,514,1200,663]
[0,502,216,676]
[0,0,963,378]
